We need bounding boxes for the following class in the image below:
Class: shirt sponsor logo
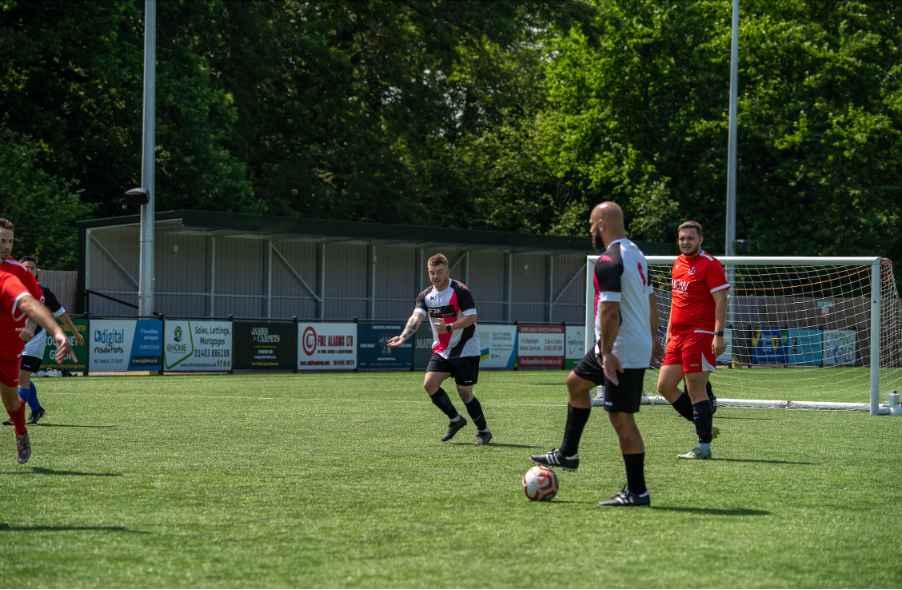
[672,278,690,293]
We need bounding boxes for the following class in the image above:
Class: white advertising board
[823,329,856,366]
[565,325,586,368]
[163,320,232,371]
[478,324,517,368]
[518,325,565,368]
[298,323,357,370]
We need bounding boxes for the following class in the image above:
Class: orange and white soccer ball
[522,465,559,501]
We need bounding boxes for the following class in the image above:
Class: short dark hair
[427,253,448,268]
[0,218,14,232]
[20,255,37,265]
[678,220,703,237]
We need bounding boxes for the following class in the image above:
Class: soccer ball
[522,465,559,501]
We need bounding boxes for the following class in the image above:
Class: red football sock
[6,399,26,436]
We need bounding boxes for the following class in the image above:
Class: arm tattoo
[399,316,418,340]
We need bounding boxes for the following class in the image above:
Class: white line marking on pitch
[42,393,273,400]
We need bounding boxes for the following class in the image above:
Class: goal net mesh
[644,257,902,409]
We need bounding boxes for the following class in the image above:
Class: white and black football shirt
[414,278,481,359]
[593,238,654,369]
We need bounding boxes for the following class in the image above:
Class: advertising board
[786,328,822,366]
[750,328,787,365]
[298,322,357,370]
[41,318,88,372]
[517,325,564,369]
[358,323,412,370]
[413,321,435,370]
[479,325,517,369]
[163,321,232,371]
[823,329,856,366]
[564,325,585,369]
[716,328,734,367]
[89,319,162,372]
[233,322,296,371]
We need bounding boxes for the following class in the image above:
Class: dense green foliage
[2,371,901,587]
[1,0,900,269]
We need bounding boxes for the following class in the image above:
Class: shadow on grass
[450,442,540,449]
[0,467,122,477]
[652,507,770,516]
[37,424,119,428]
[714,458,812,465]
[711,416,774,420]
[0,523,149,534]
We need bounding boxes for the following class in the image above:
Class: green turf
[1,371,900,588]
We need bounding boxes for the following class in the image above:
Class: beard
[592,231,606,252]
[681,243,701,257]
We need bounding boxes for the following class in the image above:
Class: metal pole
[724,0,740,335]
[725,0,739,257]
[869,259,881,415]
[138,0,156,317]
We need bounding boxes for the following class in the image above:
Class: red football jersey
[0,270,33,361]
[669,251,729,335]
[1,258,43,303]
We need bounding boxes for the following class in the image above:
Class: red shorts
[0,356,21,388]
[662,332,716,373]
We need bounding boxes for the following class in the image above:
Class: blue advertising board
[89,319,163,372]
[358,323,412,370]
[786,329,822,366]
[750,328,787,365]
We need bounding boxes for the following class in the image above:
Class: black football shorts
[573,350,645,413]
[426,353,480,386]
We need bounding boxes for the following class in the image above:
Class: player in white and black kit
[531,202,663,506]
[2,256,84,426]
[388,253,492,445]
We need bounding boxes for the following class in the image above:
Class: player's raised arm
[16,295,75,363]
[388,312,424,347]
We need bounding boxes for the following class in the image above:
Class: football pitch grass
[1,371,900,588]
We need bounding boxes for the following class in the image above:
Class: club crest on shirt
[600,255,612,262]
[688,266,697,275]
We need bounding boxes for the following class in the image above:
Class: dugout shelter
[76,210,669,322]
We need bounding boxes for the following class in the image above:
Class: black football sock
[464,396,488,431]
[623,453,646,495]
[560,404,591,457]
[693,400,714,443]
[672,390,695,422]
[430,388,459,420]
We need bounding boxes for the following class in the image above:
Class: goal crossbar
[585,255,897,415]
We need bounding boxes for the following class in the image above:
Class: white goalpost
[585,255,902,415]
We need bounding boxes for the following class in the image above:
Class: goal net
[585,256,902,414]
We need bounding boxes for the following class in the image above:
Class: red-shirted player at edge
[0,218,75,464]
[656,221,729,460]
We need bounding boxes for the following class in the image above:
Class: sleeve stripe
[461,309,477,316]
[414,308,427,317]
[53,307,66,317]
[598,291,622,302]
[710,284,730,293]
[11,292,28,322]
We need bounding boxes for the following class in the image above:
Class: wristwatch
[446,323,453,333]
[714,331,725,336]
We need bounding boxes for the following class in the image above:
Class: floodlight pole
[725,0,739,258]
[138,0,156,317]
[724,0,740,334]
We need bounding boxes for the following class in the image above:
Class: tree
[0,121,94,269]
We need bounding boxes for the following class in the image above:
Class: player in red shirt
[656,221,729,460]
[0,218,75,463]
